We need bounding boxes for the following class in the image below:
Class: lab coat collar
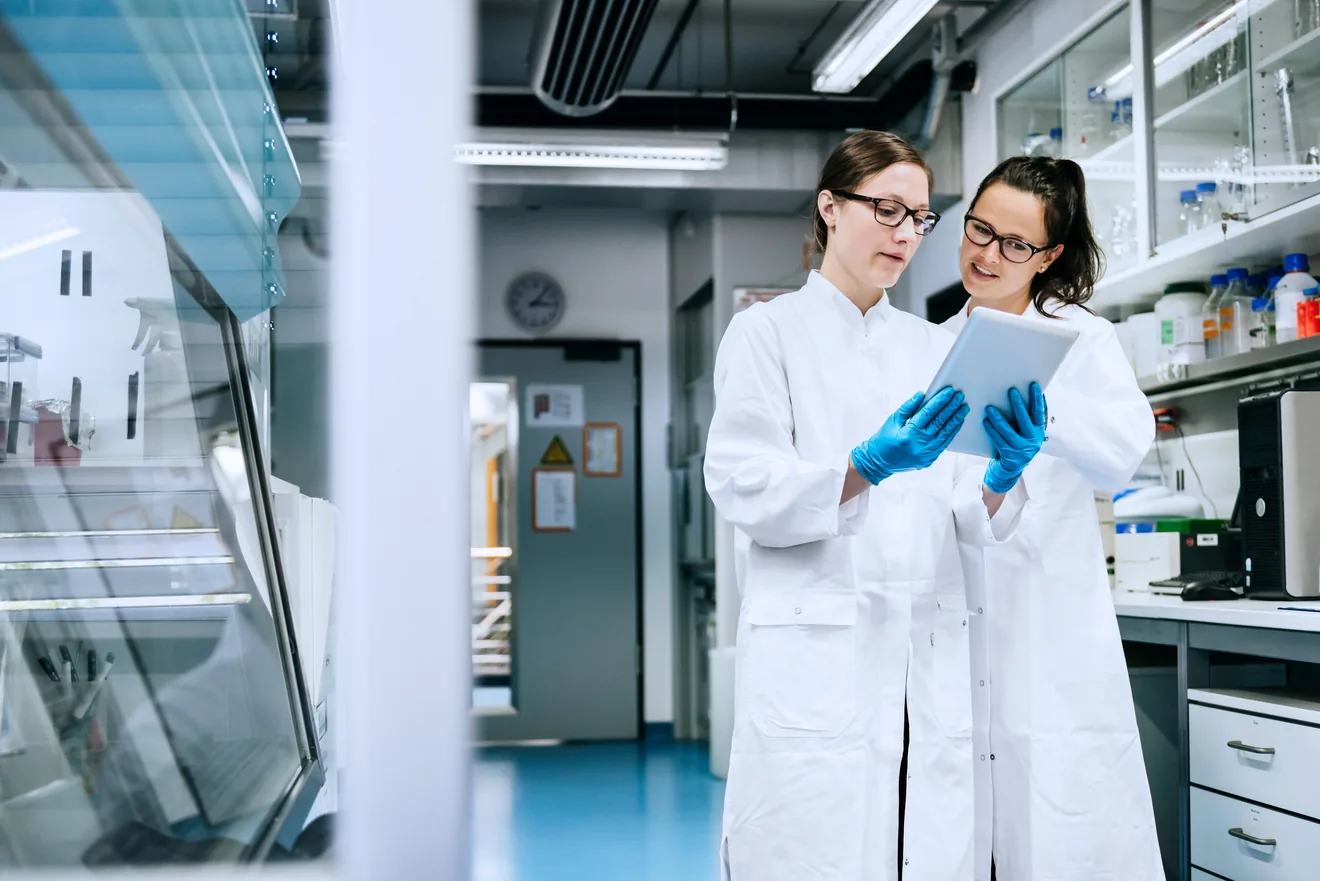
[804,269,893,333]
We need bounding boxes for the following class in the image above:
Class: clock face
[506,272,566,333]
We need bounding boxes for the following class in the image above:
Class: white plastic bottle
[1274,253,1318,344]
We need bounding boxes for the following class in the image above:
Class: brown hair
[811,130,934,254]
[969,156,1103,314]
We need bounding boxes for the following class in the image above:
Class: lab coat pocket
[932,596,973,737]
[744,589,858,739]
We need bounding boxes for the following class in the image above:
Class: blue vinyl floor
[473,738,724,881]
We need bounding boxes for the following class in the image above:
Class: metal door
[474,341,641,742]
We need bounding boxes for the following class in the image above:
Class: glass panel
[1066,5,1139,273]
[1248,0,1320,214]
[0,4,306,869]
[470,381,516,712]
[1148,0,1252,246]
[997,58,1065,163]
[998,6,1136,272]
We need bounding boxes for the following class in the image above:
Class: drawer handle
[1228,828,1277,847]
[1227,740,1276,755]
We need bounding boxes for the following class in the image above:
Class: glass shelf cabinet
[0,0,320,869]
[996,0,1320,294]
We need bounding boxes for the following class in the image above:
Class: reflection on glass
[471,382,517,712]
[1147,1,1252,244]
[1248,0,1320,213]
[0,2,311,869]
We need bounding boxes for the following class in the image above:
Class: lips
[970,262,998,280]
[880,252,906,265]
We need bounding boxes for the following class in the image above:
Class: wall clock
[505,271,566,334]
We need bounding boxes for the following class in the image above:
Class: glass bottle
[1219,268,1254,356]
[1178,190,1201,237]
[1203,274,1228,359]
[1195,182,1220,228]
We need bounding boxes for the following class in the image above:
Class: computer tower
[1238,387,1320,599]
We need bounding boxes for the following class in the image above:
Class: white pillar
[333,0,473,877]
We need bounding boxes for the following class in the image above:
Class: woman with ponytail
[943,157,1162,881]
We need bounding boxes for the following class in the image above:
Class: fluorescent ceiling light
[0,593,251,611]
[455,141,728,170]
[813,0,941,94]
[1102,0,1248,97]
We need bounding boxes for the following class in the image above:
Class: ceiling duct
[530,0,661,118]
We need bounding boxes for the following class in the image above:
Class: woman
[704,131,1046,881]
[943,156,1162,881]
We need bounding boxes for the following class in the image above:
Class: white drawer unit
[1191,787,1320,881]
[1189,698,1320,821]
[1190,870,1221,881]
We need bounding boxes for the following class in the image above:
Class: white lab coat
[943,299,1163,881]
[705,271,1025,881]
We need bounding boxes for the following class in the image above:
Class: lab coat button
[794,607,801,615]
[981,755,986,761]
[980,680,985,686]
[991,754,996,760]
[978,607,983,614]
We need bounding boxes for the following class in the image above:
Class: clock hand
[528,291,552,307]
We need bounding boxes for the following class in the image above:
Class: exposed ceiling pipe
[723,0,736,132]
[645,0,701,90]
[913,14,958,150]
[530,0,662,118]
[476,66,932,132]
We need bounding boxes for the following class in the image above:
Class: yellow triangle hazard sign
[540,435,574,467]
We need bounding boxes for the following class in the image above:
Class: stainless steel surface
[1139,335,1320,397]
[1226,739,1276,755]
[1227,827,1277,847]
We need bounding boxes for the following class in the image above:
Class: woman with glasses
[943,156,1161,881]
[704,131,1045,881]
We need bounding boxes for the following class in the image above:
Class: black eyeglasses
[832,191,941,236]
[963,215,1050,264]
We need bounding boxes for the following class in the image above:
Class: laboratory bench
[1114,591,1320,881]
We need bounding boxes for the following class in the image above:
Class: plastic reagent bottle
[1275,253,1318,344]
[1203,274,1228,359]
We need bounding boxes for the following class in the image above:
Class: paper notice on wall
[533,469,575,532]
[526,384,584,427]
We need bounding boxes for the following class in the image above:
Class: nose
[976,238,1001,265]
[890,215,917,246]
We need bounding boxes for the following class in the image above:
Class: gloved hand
[852,387,969,485]
[983,382,1047,494]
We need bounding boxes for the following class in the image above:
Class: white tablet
[926,307,1080,459]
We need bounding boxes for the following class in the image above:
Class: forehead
[854,162,931,206]
[972,183,1048,242]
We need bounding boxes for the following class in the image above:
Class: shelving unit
[1138,334,1320,397]
[1096,190,1320,304]
[1254,25,1320,77]
[1154,71,1247,132]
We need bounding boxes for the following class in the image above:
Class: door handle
[1227,740,1276,755]
[1228,827,1277,847]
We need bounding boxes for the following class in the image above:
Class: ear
[1038,243,1064,274]
[817,190,840,233]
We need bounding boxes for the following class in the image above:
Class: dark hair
[969,156,1104,314]
[811,130,933,254]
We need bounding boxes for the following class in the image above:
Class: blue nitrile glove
[983,382,1047,494]
[851,387,969,485]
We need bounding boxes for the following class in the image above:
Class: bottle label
[1161,319,1175,345]
[1203,317,1219,339]
[1219,306,1234,331]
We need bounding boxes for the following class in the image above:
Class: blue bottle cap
[1268,274,1284,290]
[1228,268,1249,280]
[1252,297,1270,310]
[1049,127,1063,139]
[1284,253,1311,273]
[1181,190,1197,202]
[1211,274,1228,286]
[1196,182,1217,193]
